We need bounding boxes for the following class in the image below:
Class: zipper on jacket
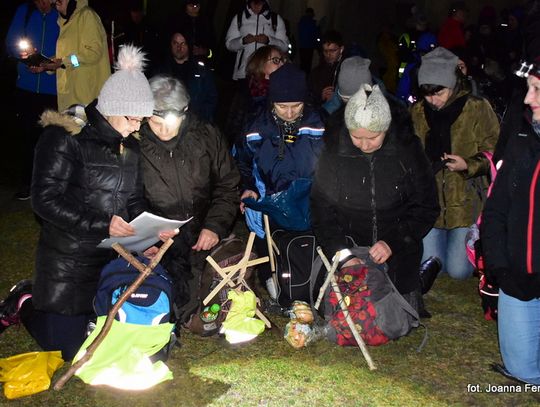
[526,160,540,274]
[112,145,126,215]
[369,156,378,244]
[441,169,447,227]
[255,14,260,51]
[36,13,48,93]
[170,150,189,218]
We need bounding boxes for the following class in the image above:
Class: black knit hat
[268,64,307,103]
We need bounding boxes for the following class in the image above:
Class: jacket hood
[245,0,271,17]
[39,108,86,135]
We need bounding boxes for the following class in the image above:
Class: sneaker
[13,189,31,201]
[0,279,32,333]
[420,256,442,295]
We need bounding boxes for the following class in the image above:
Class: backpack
[465,151,499,321]
[321,247,420,347]
[185,236,256,336]
[237,9,278,33]
[94,257,174,325]
[271,230,325,307]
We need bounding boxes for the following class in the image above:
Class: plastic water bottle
[200,303,221,323]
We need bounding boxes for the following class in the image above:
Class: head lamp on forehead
[153,107,187,125]
[515,60,540,79]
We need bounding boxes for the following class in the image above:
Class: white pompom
[114,44,147,72]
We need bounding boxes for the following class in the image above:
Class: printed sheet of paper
[97,212,192,252]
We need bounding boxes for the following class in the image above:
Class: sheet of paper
[97,211,192,252]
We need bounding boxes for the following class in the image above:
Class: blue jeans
[421,227,473,279]
[498,290,540,384]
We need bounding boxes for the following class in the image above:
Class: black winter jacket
[31,102,145,315]
[138,114,240,322]
[481,117,540,300]
[311,104,439,294]
[139,114,240,243]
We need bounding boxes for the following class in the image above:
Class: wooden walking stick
[53,238,174,390]
[314,250,340,310]
[263,214,280,290]
[316,246,377,371]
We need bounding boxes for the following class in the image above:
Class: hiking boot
[420,256,442,295]
[0,279,32,333]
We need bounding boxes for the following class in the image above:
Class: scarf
[271,110,303,160]
[423,93,468,173]
[249,77,269,98]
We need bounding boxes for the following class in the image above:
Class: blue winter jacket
[236,106,324,196]
[6,2,59,95]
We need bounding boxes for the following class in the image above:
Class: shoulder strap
[237,10,243,31]
[271,12,278,32]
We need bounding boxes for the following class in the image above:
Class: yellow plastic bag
[0,351,64,399]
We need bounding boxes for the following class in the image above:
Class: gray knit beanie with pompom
[96,44,154,117]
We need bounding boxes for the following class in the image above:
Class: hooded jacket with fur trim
[31,101,145,315]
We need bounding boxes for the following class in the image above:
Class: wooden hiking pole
[263,214,280,290]
[53,238,174,390]
[316,246,377,371]
[314,251,340,310]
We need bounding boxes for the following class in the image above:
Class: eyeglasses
[124,116,144,124]
[268,57,285,65]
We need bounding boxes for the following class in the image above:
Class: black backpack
[271,230,325,307]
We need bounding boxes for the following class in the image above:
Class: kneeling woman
[311,84,439,305]
[139,75,240,324]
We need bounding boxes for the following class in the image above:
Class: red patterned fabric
[327,265,389,346]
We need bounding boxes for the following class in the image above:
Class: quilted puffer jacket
[31,101,145,315]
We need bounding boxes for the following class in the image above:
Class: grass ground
[1,185,540,407]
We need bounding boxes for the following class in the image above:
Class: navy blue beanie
[268,64,307,103]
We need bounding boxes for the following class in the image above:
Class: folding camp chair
[203,232,272,328]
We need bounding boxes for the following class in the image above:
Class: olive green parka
[410,89,499,229]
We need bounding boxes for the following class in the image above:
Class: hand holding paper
[98,212,192,252]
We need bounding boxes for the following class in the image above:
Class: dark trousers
[20,301,92,361]
[14,88,57,187]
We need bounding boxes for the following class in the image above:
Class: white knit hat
[96,44,154,117]
[344,84,391,132]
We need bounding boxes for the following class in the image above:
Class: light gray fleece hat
[418,46,459,89]
[344,84,391,132]
[338,56,373,98]
[97,44,154,117]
